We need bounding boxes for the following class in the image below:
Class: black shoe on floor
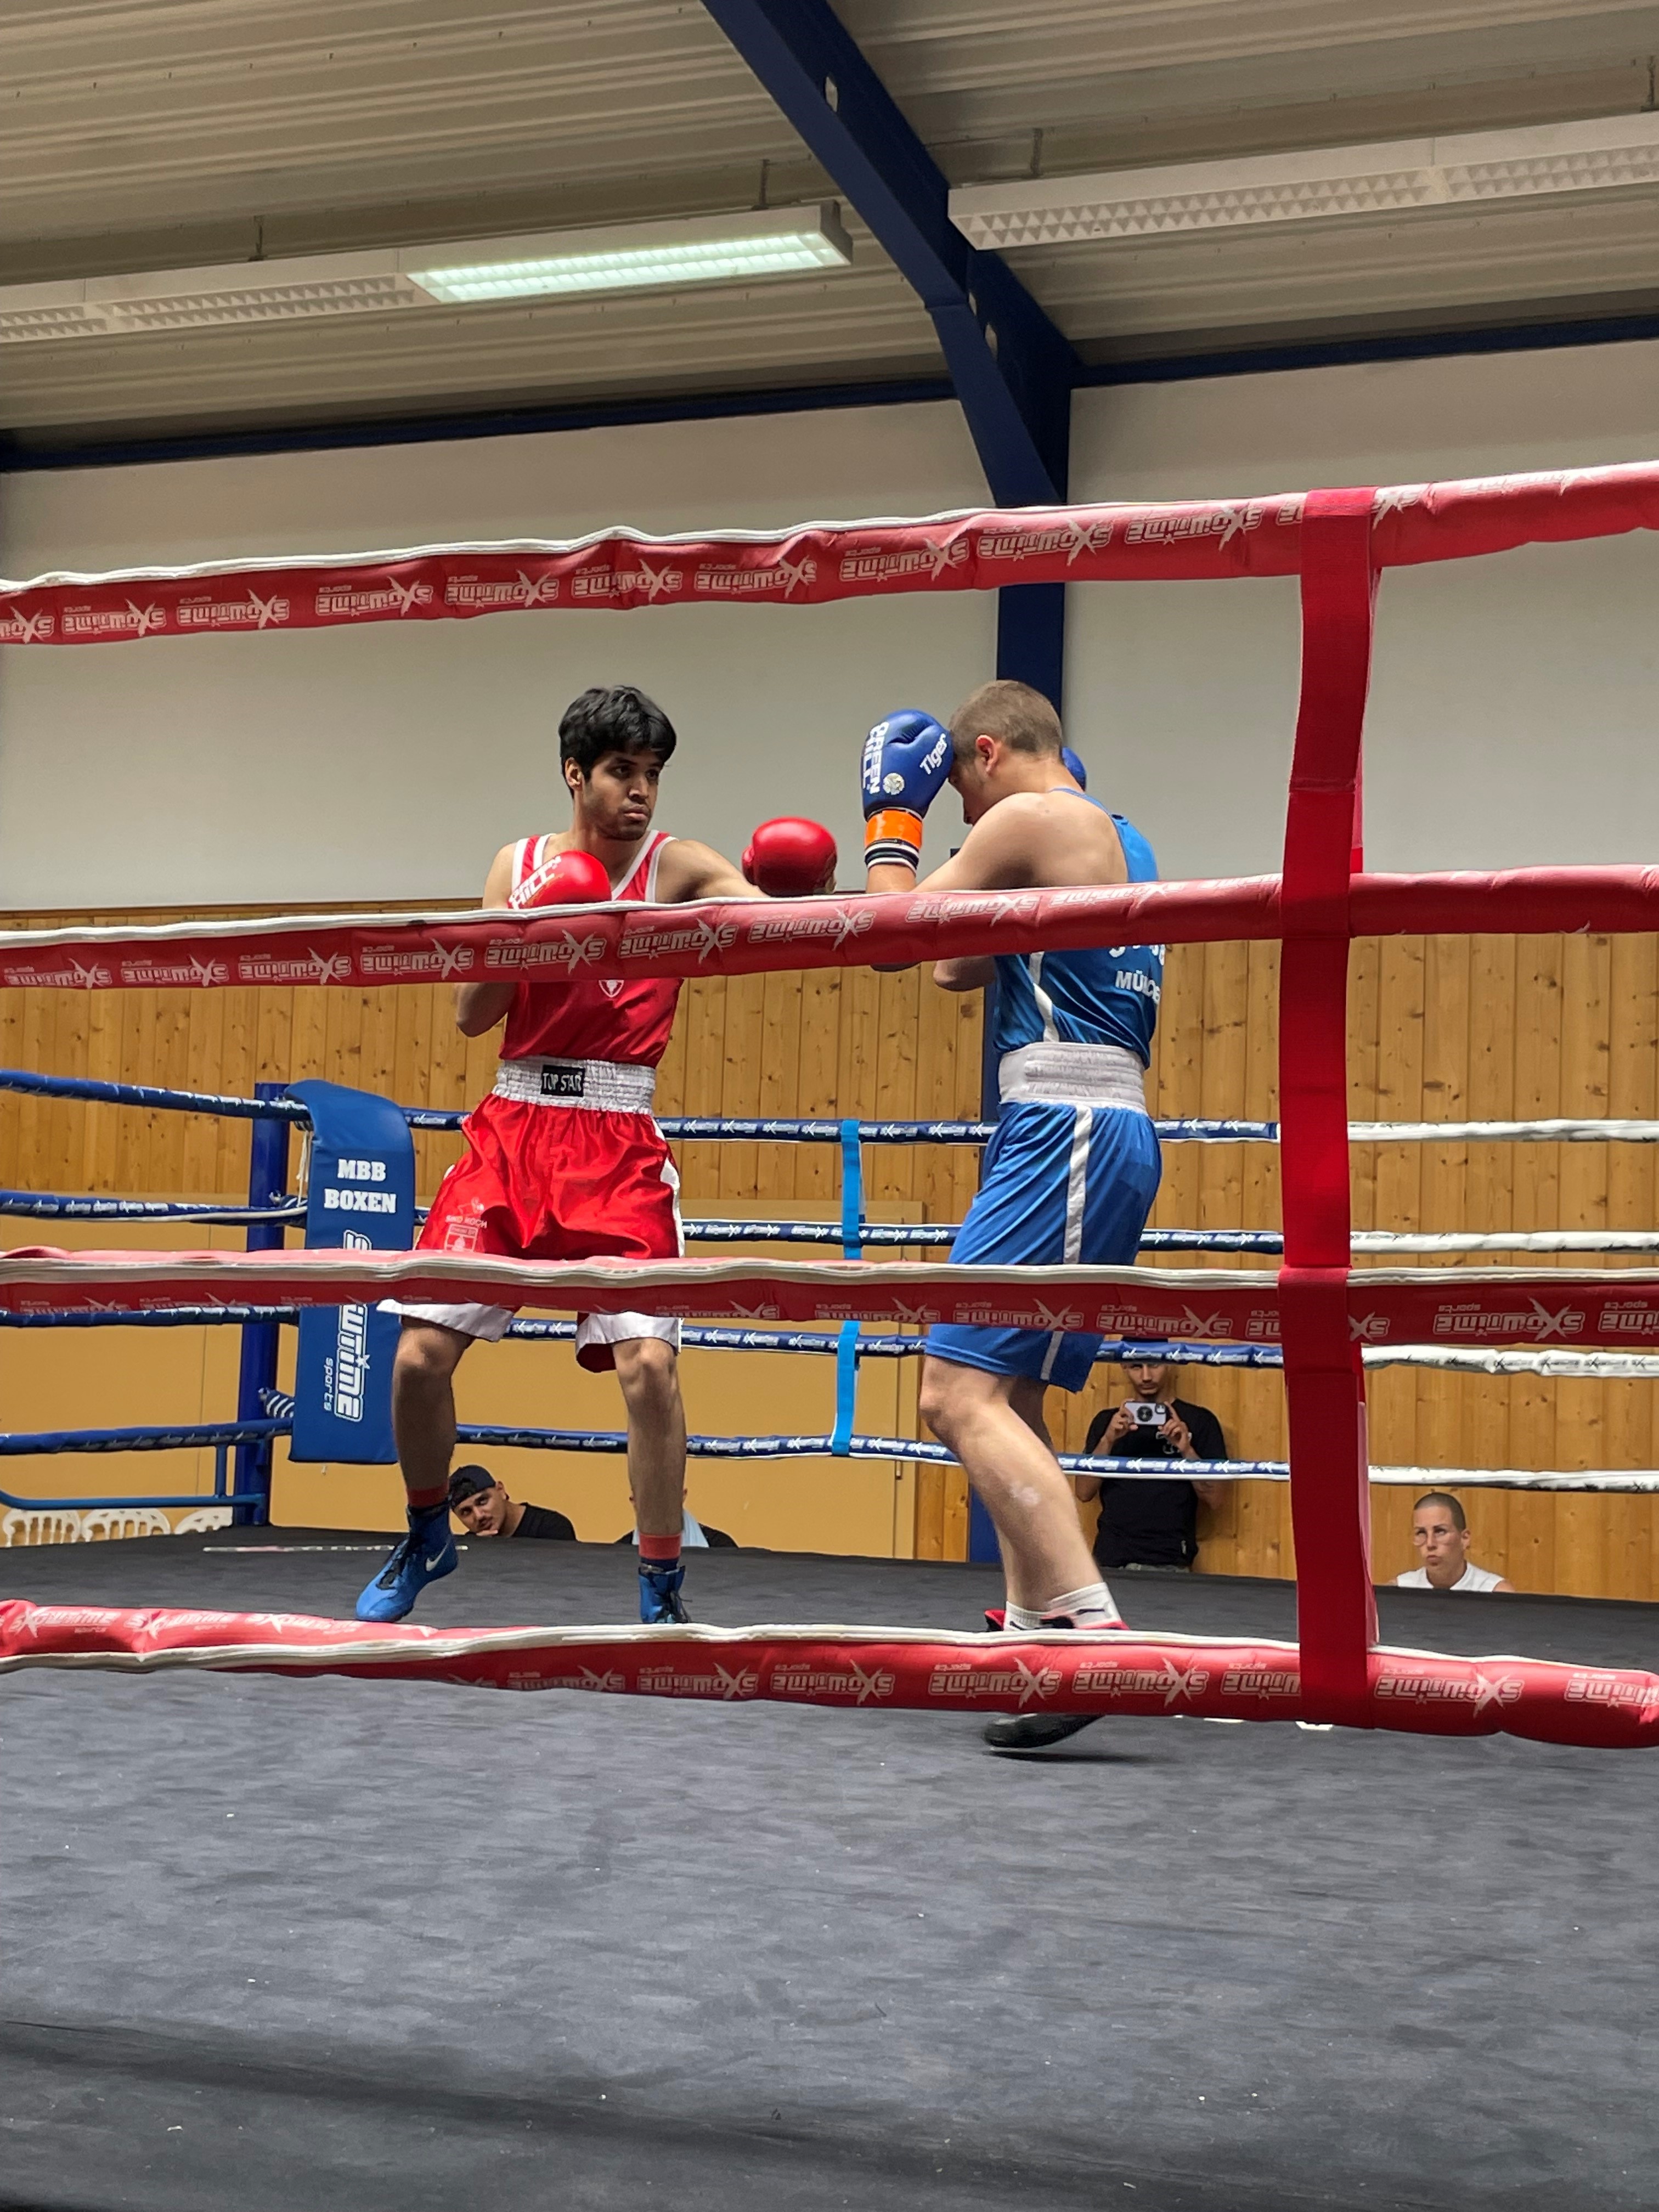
[982,1712,1100,1751]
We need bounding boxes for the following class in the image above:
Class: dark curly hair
[558,684,678,776]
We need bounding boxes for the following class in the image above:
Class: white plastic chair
[78,1506,173,1543]
[1,1507,84,1547]
[173,1506,234,1534]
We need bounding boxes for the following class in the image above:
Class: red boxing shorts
[390,1057,682,1369]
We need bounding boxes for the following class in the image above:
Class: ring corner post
[232,1082,291,1527]
[1280,488,1380,1725]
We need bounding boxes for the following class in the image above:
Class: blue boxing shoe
[356,1503,457,1622]
[638,1559,689,1624]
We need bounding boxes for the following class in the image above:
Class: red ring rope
[1,1603,1652,1752]
[0,867,1656,992]
[3,461,1658,641]
[0,1247,1656,1345]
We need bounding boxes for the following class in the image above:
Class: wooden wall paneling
[288,984,330,1105]
[1606,933,1658,1598]
[0,974,22,1188]
[674,977,726,1205]
[1365,938,1426,1497]
[1460,936,1520,1556]
[1151,945,1203,1234]
[321,986,368,1120]
[359,971,401,1120]
[1554,934,1614,1593]
[793,969,843,1209]
[940,1464,971,1562]
[912,978,962,1227]
[147,991,191,1198]
[392,981,433,1194]
[255,983,296,1208]
[40,988,78,1201]
[1230,939,1289,1575]
[83,983,123,1196]
[914,1458,946,1560]
[1506,936,1564,1593]
[755,968,803,1207]
[870,969,921,1210]
[949,988,984,1229]
[114,989,155,1193]
[216,984,259,1195]
[180,990,227,1195]
[1414,935,1472,1545]
[836,968,882,1195]
[718,974,767,1201]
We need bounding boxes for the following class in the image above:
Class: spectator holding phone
[1075,1355,1228,1571]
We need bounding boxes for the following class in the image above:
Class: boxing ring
[2,463,1658,1751]
[4,464,1659,2211]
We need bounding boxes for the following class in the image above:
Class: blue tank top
[991,793,1164,1066]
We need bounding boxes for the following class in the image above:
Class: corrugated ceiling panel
[0,0,795,241]
[845,0,1656,91]
[1009,193,1659,343]
[4,1,1658,439]
[0,259,939,436]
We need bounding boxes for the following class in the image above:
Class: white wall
[1066,340,1659,879]
[0,402,994,908]
[2,338,1657,910]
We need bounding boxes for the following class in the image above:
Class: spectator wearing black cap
[447,1465,576,1542]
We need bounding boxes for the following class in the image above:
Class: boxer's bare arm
[455,843,518,1036]
[654,838,764,904]
[872,792,1128,990]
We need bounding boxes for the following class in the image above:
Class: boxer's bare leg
[612,1336,687,1541]
[918,1356,1099,1612]
[391,1320,472,1509]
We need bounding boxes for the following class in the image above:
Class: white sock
[1042,1582,1123,1630]
[1004,1601,1046,1633]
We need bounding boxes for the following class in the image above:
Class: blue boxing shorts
[925,1099,1162,1391]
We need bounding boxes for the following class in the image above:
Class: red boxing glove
[509,847,612,910]
[742,817,837,898]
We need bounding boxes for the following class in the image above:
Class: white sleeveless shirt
[1395,1564,1505,1592]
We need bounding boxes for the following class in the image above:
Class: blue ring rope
[0,1070,1279,1145]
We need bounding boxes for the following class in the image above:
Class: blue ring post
[232,1083,291,1525]
[830,1119,863,1455]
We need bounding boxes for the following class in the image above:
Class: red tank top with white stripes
[500,829,681,1069]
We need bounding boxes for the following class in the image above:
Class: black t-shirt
[509,1502,577,1542]
[1084,1397,1227,1570]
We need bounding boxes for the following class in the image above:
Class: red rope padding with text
[3,462,1659,642]
[2,867,1658,991]
[1,1605,1653,1752]
[1,1246,1657,1345]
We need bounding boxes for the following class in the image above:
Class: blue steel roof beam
[701,0,1078,509]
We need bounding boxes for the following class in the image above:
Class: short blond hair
[949,679,1064,763]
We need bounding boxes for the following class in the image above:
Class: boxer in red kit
[358,684,836,1624]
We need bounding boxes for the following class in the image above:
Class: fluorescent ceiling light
[405,208,853,302]
[949,113,1659,248]
[0,206,853,345]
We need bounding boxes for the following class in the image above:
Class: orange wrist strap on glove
[862,809,923,868]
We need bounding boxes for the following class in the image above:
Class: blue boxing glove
[861,708,951,871]
[1061,745,1087,789]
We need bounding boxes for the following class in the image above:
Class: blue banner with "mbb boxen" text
[289,1079,416,1463]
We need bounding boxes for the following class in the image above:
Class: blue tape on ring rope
[831,1119,865,1455]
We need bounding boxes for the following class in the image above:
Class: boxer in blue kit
[862,679,1164,1642]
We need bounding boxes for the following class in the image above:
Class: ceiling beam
[701,0,1078,511]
